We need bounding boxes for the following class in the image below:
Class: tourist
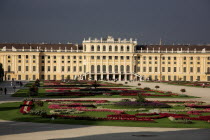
[4,88,7,95]
[11,81,13,87]
[202,83,205,88]
[13,86,16,92]
[0,87,3,95]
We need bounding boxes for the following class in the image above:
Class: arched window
[103,65,106,72]
[120,65,124,72]
[109,46,112,51]
[127,46,130,51]
[126,65,130,73]
[91,45,94,51]
[8,66,11,72]
[97,45,100,51]
[115,46,118,51]
[91,65,94,73]
[121,46,124,51]
[109,65,112,73]
[115,65,118,73]
[103,46,106,51]
[97,65,100,73]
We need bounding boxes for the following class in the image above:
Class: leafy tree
[0,63,4,82]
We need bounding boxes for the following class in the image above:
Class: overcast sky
[0,0,210,45]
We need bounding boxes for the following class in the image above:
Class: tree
[180,89,186,94]
[155,85,160,90]
[138,83,141,86]
[0,63,4,82]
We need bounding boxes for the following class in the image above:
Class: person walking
[4,87,7,95]
[0,87,3,95]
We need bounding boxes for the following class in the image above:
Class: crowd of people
[0,81,23,95]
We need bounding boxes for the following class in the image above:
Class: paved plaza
[0,81,210,140]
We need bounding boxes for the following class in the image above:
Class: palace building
[1,36,210,81]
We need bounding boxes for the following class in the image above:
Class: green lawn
[0,102,210,128]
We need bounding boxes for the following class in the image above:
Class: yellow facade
[0,36,210,81]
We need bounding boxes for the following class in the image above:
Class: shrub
[144,87,151,90]
[125,82,128,84]
[180,89,186,94]
[34,100,44,107]
[135,94,146,103]
[29,109,47,116]
[155,85,160,90]
[120,99,131,102]
[138,83,141,86]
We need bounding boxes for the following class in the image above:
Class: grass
[0,102,210,128]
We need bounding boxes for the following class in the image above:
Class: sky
[0,0,210,45]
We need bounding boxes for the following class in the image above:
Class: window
[84,45,86,51]
[174,57,177,60]
[18,66,21,71]
[73,56,76,59]
[127,46,130,51]
[68,66,70,71]
[97,65,100,73]
[79,56,82,59]
[79,66,82,72]
[115,56,118,60]
[197,57,200,60]
[190,57,193,60]
[109,56,112,60]
[115,46,118,51]
[174,76,177,81]
[126,65,130,72]
[54,66,56,72]
[143,56,146,60]
[190,67,193,72]
[8,55,11,58]
[91,56,94,59]
[143,67,146,72]
[155,67,158,72]
[149,57,152,60]
[61,75,64,80]
[26,66,28,71]
[149,67,152,72]
[61,66,64,72]
[121,46,124,51]
[168,57,171,60]
[174,67,177,72]
[120,65,124,72]
[62,56,64,59]
[33,75,36,80]
[162,67,165,72]
[183,67,186,72]
[91,45,94,51]
[8,66,11,72]
[190,76,193,81]
[126,56,129,60]
[168,76,171,81]
[109,65,112,72]
[103,46,106,51]
[18,55,21,59]
[197,67,200,73]
[18,60,21,63]
[155,56,158,60]
[207,57,210,60]
[97,45,100,51]
[109,46,112,51]
[115,65,118,73]
[97,56,100,60]
[62,61,64,63]
[184,57,186,60]
[18,75,21,80]
[53,56,56,59]
[48,66,50,71]
[26,75,29,80]
[33,66,36,71]
[121,56,124,60]
[137,67,140,72]
[91,65,94,73]
[168,67,171,72]
[103,65,106,72]
[42,56,45,59]
[197,76,200,81]
[26,55,28,59]
[53,75,56,80]
[33,55,36,59]
[48,56,50,59]
[103,56,106,59]
[73,66,76,72]
[54,61,56,63]
[162,57,165,60]
[41,66,44,71]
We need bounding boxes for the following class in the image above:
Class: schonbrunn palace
[1,36,210,81]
